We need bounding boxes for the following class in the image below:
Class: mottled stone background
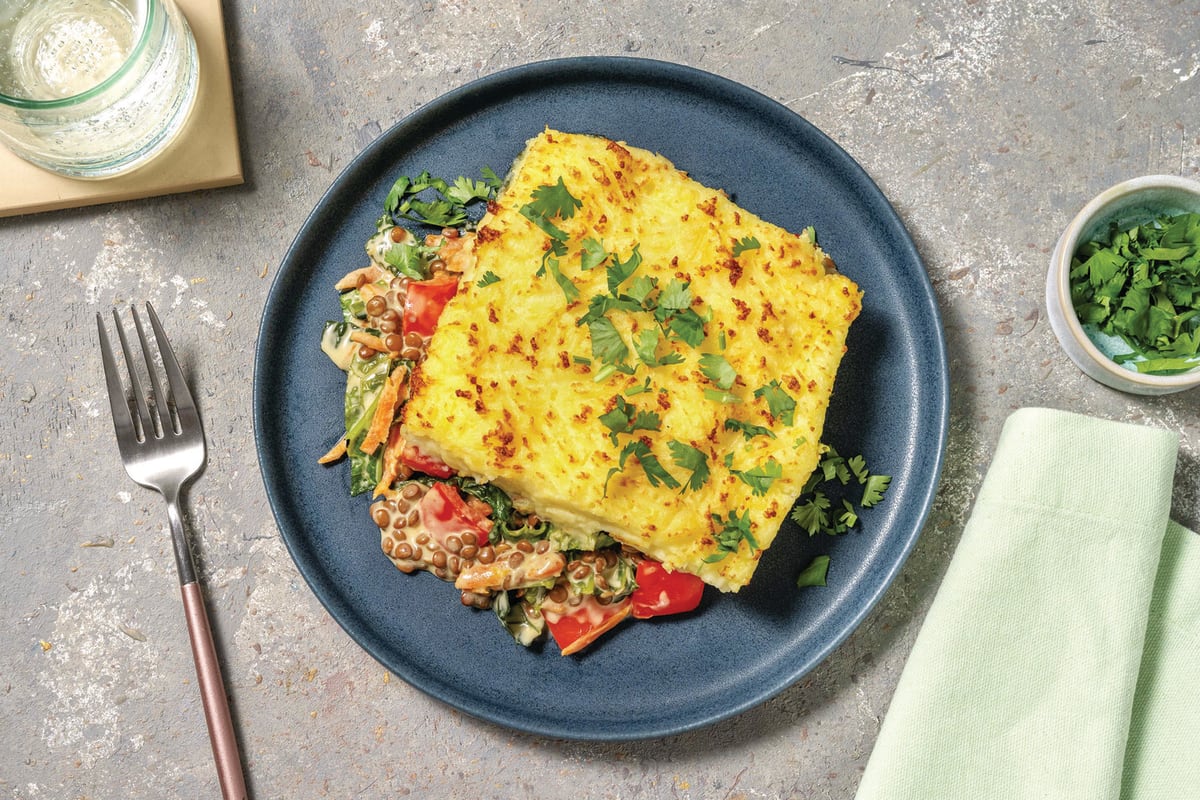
[3,1,1198,798]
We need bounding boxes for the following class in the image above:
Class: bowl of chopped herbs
[1047,174,1200,395]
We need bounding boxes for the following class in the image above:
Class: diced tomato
[418,481,491,547]
[399,443,454,478]
[544,598,633,656]
[630,560,705,619]
[403,275,459,337]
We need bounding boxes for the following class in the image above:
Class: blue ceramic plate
[254,57,948,741]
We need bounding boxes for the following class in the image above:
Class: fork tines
[97,303,200,445]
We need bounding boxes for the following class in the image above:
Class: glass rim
[0,0,157,109]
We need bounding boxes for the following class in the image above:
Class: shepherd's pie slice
[401,129,861,591]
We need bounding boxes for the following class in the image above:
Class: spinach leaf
[343,351,390,495]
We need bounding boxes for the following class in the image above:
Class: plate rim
[253,55,950,740]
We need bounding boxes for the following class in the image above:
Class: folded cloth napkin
[855,408,1200,800]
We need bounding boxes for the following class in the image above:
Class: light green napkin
[855,408,1200,800]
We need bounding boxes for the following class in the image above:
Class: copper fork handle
[182,581,250,800]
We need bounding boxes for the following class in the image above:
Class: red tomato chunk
[630,560,705,619]
[403,275,459,337]
[418,481,491,548]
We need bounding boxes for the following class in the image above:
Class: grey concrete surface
[3,1,1199,798]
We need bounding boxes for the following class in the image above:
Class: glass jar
[0,0,199,179]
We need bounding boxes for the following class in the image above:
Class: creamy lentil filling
[325,223,645,653]
[364,279,428,361]
[371,482,494,609]
[371,480,643,605]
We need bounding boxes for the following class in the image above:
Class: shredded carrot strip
[350,330,389,353]
[317,438,347,464]
[361,366,407,455]
[559,605,633,657]
[334,265,387,291]
[373,425,408,497]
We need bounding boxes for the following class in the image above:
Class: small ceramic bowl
[1046,174,1200,395]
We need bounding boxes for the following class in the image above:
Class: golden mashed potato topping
[401,129,861,592]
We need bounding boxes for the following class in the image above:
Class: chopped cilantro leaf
[817,447,853,485]
[699,353,738,390]
[791,491,831,536]
[1069,211,1200,374]
[526,177,582,220]
[479,166,502,189]
[598,396,661,445]
[795,554,830,588]
[665,307,708,347]
[755,380,796,425]
[633,328,685,368]
[732,235,761,257]
[543,254,579,302]
[838,499,858,529]
[580,237,609,271]
[607,245,643,295]
[626,274,659,305]
[704,510,759,562]
[668,440,710,493]
[383,175,413,215]
[384,169,499,228]
[445,175,498,206]
[634,277,708,347]
[731,458,782,496]
[408,198,462,226]
[576,292,641,327]
[476,270,501,288]
[861,474,891,507]
[723,418,776,440]
[791,446,891,537]
[657,278,693,312]
[847,454,869,483]
[584,316,630,372]
[383,241,431,280]
[520,203,569,242]
[606,440,680,492]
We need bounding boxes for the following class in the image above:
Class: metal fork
[97,303,249,800]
